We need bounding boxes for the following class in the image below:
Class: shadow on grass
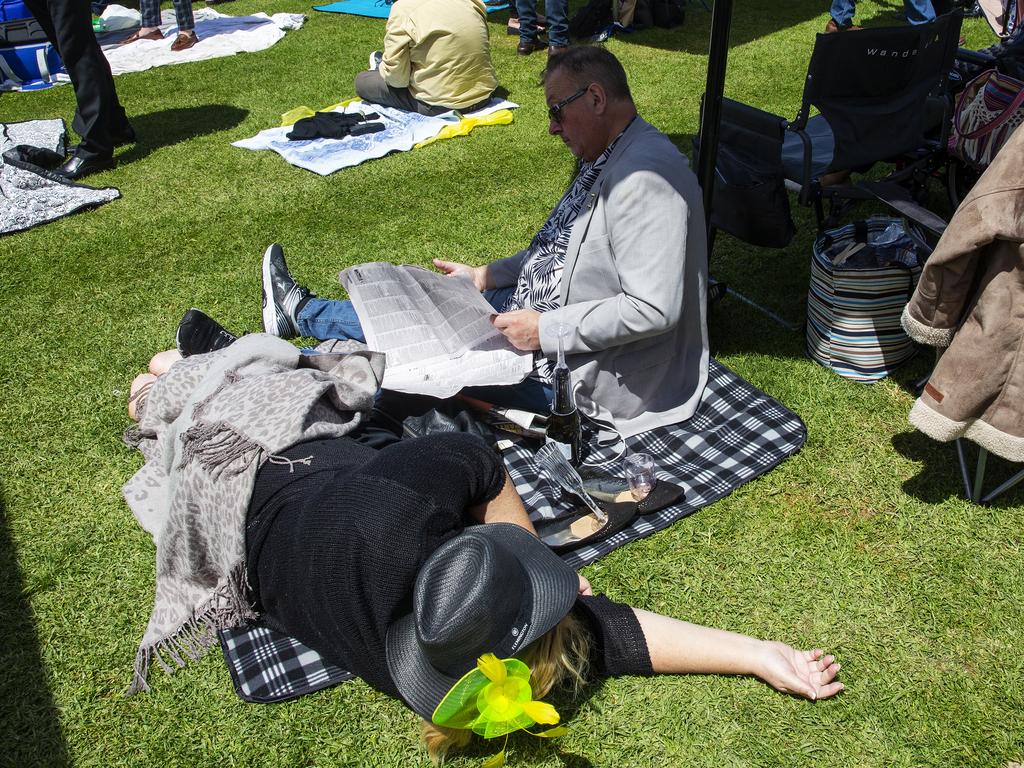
[497,680,605,767]
[582,0,826,54]
[0,492,71,768]
[441,678,605,764]
[116,104,249,166]
[891,430,1024,506]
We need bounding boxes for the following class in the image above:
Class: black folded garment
[2,145,78,186]
[286,111,384,141]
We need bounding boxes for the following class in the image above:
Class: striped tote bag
[806,218,925,383]
[949,68,1024,170]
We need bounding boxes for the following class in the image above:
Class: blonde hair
[420,612,592,764]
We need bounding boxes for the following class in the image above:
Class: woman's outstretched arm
[634,608,844,701]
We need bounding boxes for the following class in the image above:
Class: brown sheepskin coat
[901,126,1024,462]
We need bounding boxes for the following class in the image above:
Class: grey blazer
[489,117,709,438]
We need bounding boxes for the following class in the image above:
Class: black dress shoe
[176,308,239,357]
[517,38,546,55]
[55,154,116,180]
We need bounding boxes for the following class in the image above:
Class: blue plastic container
[0,40,64,89]
[0,0,32,22]
[0,0,48,45]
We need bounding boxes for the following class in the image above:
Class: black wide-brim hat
[386,523,579,721]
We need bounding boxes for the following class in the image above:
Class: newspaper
[339,262,533,397]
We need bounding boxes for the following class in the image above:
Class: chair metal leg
[723,288,802,331]
[956,438,973,500]
[981,467,1024,504]
[955,439,1023,504]
[972,446,988,503]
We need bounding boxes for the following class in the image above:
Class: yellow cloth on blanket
[279,101,514,148]
[413,109,514,148]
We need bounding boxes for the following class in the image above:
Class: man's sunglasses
[548,87,588,123]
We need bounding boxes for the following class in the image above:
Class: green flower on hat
[432,653,567,766]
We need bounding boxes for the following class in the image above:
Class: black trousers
[22,0,131,160]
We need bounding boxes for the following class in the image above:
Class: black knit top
[246,433,651,704]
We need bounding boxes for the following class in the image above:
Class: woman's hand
[432,259,489,292]
[755,642,844,701]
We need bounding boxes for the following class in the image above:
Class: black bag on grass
[651,0,684,27]
[569,0,612,38]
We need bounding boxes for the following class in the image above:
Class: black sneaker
[175,308,238,357]
[261,243,314,339]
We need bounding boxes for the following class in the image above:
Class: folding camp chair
[712,12,964,237]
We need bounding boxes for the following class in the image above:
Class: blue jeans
[829,0,935,26]
[517,0,568,47]
[296,288,553,413]
[297,296,367,343]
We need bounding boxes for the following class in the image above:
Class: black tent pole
[693,1,801,330]
[695,0,734,228]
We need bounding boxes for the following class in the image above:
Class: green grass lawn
[2,1,1022,766]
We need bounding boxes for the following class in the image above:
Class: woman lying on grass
[127,340,843,764]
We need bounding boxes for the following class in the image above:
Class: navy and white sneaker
[261,243,313,339]
[176,308,238,357]
[368,50,383,70]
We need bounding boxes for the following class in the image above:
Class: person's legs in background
[507,3,519,35]
[22,0,133,178]
[544,0,568,50]
[516,0,546,53]
[168,0,199,50]
[902,0,935,25]
[125,0,165,41]
[826,0,857,30]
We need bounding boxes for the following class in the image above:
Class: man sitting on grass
[355,0,498,115]
[182,47,709,439]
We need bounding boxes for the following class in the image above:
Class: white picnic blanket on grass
[232,98,517,175]
[101,7,304,75]
[1,7,303,91]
